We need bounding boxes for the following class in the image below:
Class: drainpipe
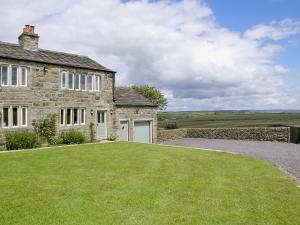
[112,72,116,102]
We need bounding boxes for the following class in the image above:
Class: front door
[96,111,107,139]
[119,121,129,141]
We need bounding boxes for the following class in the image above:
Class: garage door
[134,121,151,143]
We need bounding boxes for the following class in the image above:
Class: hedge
[5,131,40,150]
[60,131,85,145]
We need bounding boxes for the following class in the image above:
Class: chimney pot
[23,25,35,33]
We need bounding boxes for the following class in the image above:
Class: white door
[119,121,129,141]
[134,121,151,143]
[96,111,107,139]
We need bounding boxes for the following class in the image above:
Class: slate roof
[0,41,113,72]
[115,87,158,107]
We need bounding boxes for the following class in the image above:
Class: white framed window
[94,75,100,92]
[81,75,86,91]
[60,71,67,89]
[68,73,74,90]
[11,66,18,86]
[12,107,19,127]
[75,74,80,90]
[1,65,9,86]
[66,108,72,125]
[21,107,27,127]
[2,107,9,128]
[74,108,79,125]
[60,108,86,127]
[2,106,28,128]
[60,109,65,126]
[20,67,28,87]
[88,75,93,92]
[80,109,85,125]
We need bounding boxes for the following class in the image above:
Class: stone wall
[158,127,290,143]
[0,57,114,143]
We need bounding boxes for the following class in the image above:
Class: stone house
[0,25,158,144]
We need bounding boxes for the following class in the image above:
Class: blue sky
[0,0,300,110]
[205,0,300,87]
[205,0,300,31]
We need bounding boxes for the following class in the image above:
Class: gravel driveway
[161,138,300,180]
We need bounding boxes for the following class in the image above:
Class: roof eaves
[0,54,115,73]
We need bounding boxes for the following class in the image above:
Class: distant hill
[158,111,300,128]
[163,109,300,113]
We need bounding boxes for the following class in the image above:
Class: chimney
[18,25,39,51]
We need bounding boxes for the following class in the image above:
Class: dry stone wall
[158,127,290,143]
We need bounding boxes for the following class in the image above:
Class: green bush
[5,131,40,150]
[165,122,178,130]
[107,133,118,141]
[0,146,6,151]
[60,131,85,145]
[33,114,57,141]
[48,136,63,146]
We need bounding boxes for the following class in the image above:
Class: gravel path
[161,138,300,180]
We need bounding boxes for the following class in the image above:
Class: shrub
[48,136,63,146]
[165,122,178,130]
[89,122,95,142]
[0,146,6,151]
[107,133,118,141]
[33,114,57,142]
[60,131,85,145]
[5,131,40,150]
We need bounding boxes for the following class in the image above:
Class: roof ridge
[0,41,20,47]
[0,41,90,58]
[39,48,89,58]
[0,40,115,72]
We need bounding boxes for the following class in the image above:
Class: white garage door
[134,121,151,143]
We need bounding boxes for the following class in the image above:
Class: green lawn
[158,111,300,128]
[0,143,299,225]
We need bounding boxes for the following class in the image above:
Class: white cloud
[274,65,289,74]
[244,18,300,41]
[0,0,300,110]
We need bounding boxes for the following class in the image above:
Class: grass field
[0,142,300,225]
[158,111,300,128]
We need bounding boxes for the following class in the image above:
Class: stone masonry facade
[0,25,158,144]
[158,127,290,143]
[0,58,114,142]
[113,106,158,143]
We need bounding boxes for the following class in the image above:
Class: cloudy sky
[0,0,300,111]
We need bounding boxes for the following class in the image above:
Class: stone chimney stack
[18,25,39,51]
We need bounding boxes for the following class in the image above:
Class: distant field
[158,111,300,128]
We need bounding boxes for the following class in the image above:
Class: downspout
[112,72,116,102]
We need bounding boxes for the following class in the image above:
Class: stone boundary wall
[158,127,290,143]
